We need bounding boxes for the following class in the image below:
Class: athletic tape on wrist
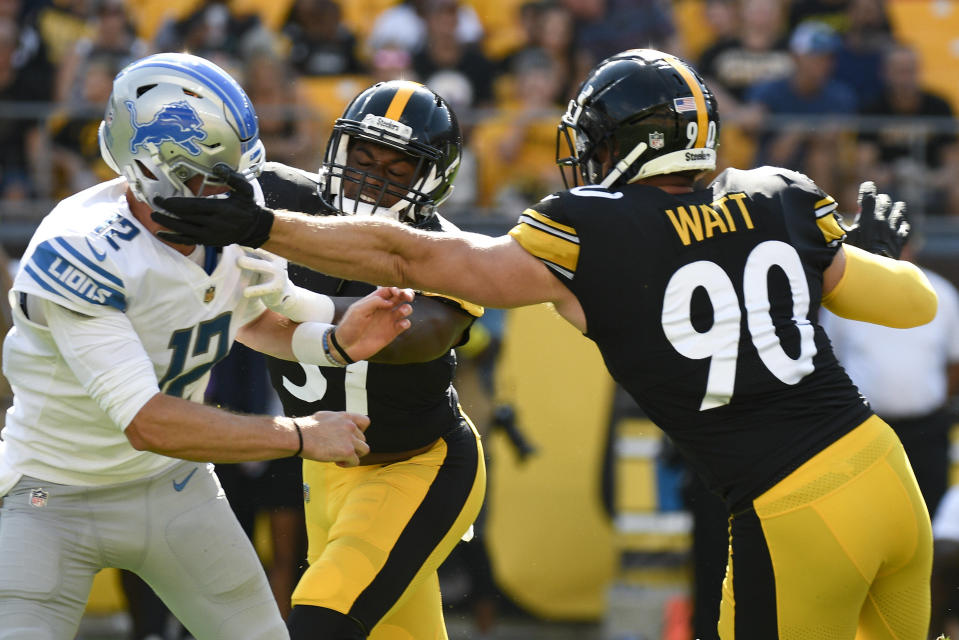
[291,322,344,367]
[277,287,335,324]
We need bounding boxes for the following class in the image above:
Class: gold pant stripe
[293,420,485,638]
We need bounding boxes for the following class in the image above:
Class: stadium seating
[888,0,959,113]
[299,75,374,122]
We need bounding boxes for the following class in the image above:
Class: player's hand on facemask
[152,164,275,248]
[299,411,370,466]
[844,181,910,259]
[331,287,415,363]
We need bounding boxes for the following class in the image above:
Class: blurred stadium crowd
[0,0,957,235]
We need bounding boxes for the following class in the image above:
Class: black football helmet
[556,49,719,189]
[319,80,462,225]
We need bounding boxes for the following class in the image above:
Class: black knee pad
[287,605,367,639]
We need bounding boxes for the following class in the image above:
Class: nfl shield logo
[203,286,216,303]
[649,132,665,150]
[30,488,48,508]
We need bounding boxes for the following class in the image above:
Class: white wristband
[291,322,344,367]
[275,286,335,324]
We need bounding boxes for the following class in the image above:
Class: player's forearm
[822,244,938,328]
[329,295,467,363]
[263,211,545,309]
[235,309,297,360]
[125,393,299,462]
[265,211,416,288]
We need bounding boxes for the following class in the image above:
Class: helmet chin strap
[600,142,648,188]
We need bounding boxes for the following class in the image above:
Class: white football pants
[0,460,288,639]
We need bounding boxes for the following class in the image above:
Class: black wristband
[291,419,304,458]
[328,329,356,365]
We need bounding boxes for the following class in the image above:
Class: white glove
[237,249,335,323]
[237,249,292,308]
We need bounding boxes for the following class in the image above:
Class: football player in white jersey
[0,53,413,640]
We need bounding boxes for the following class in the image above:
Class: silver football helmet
[98,52,265,206]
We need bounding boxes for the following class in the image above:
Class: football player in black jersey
[155,51,937,639]
[222,81,485,639]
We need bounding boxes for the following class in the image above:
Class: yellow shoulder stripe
[522,208,578,236]
[509,222,580,273]
[817,213,845,245]
[814,196,836,211]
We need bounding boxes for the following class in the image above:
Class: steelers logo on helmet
[319,80,462,226]
[556,49,719,190]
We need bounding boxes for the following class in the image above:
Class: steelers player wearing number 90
[154,50,939,639]
[0,53,415,640]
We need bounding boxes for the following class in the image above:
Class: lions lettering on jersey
[24,238,127,310]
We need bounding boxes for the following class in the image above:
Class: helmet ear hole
[134,160,158,181]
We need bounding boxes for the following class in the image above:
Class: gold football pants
[718,415,932,639]
[292,419,485,639]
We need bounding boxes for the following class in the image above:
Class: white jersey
[1,178,265,486]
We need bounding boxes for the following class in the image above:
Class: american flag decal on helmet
[673,97,697,113]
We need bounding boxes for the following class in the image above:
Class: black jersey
[258,163,481,452]
[510,166,872,508]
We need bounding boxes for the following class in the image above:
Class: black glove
[843,181,910,259]
[151,164,274,248]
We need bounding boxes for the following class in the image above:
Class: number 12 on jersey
[662,240,817,410]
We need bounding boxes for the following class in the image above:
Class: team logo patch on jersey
[649,131,665,149]
[29,488,48,508]
[126,99,208,155]
[27,241,126,310]
[673,97,697,113]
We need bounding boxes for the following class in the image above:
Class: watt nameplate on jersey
[203,286,215,303]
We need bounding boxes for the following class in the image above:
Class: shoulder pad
[509,191,581,281]
[712,166,827,202]
[522,190,591,228]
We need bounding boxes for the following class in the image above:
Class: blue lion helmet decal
[126,99,208,155]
